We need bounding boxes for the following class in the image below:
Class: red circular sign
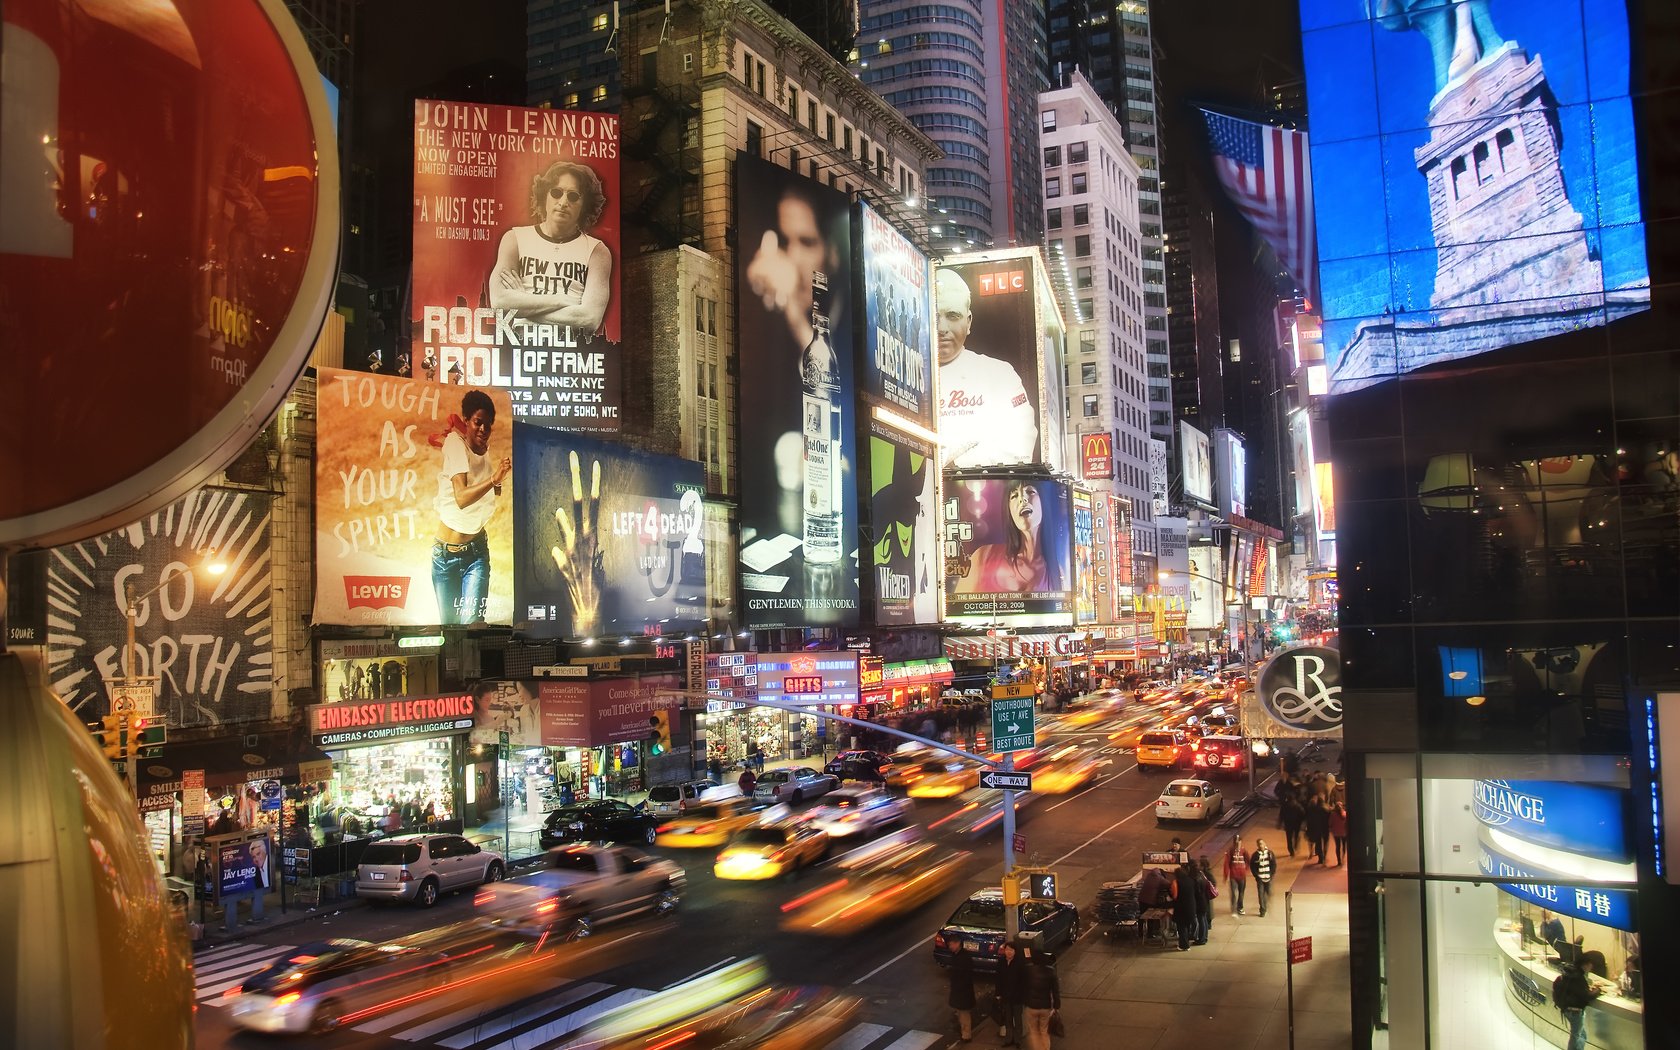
[0,0,338,547]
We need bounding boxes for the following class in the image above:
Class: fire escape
[619,15,701,253]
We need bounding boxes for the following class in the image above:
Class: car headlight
[568,822,584,831]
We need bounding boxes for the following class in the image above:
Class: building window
[1081,362,1098,385]
[1044,145,1061,167]
[789,146,801,172]
[1074,204,1089,226]
[1071,172,1088,194]
[1075,234,1092,256]
[1080,330,1097,354]
[1069,141,1088,163]
[745,120,763,158]
[591,84,607,103]
[592,12,609,31]
[1048,208,1063,231]
[826,113,836,143]
[564,92,580,108]
[810,159,820,180]
[1083,394,1099,417]
[1041,110,1057,132]
[1046,177,1061,199]
[1076,265,1093,289]
[808,100,819,132]
[755,60,766,97]
[788,85,799,120]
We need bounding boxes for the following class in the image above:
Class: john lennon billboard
[1300,0,1649,393]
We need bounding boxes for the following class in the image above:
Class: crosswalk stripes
[193,941,945,1050]
[192,942,297,1004]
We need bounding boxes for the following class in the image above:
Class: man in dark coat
[948,939,977,1040]
[996,941,1027,1046]
[1172,863,1201,950]
[1280,783,1306,856]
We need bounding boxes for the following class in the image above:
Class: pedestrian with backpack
[1551,960,1598,1050]
[1223,836,1250,914]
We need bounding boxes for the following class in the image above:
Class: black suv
[540,799,661,849]
[824,750,891,783]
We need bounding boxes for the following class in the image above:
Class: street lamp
[115,549,226,795]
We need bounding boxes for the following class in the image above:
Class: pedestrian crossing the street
[193,941,944,1049]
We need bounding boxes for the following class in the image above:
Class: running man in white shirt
[935,268,1037,469]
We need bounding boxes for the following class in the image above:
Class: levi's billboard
[410,101,621,430]
[314,367,515,626]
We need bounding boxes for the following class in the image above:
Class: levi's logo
[345,576,410,609]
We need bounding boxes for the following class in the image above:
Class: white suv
[355,834,505,907]
[646,779,742,818]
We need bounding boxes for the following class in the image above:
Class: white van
[646,779,742,817]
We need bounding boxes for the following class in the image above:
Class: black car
[824,750,891,783]
[539,800,660,849]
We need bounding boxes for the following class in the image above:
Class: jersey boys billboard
[943,475,1073,627]
[314,367,516,626]
[411,101,621,430]
[868,419,940,626]
[858,201,934,425]
[734,155,860,629]
[513,427,707,639]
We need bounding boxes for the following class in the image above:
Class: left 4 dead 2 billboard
[315,367,516,626]
[411,100,620,430]
[514,427,708,639]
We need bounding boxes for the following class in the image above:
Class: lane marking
[823,1023,893,1050]
[1049,797,1161,867]
[853,937,929,985]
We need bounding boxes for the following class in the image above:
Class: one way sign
[978,769,1033,792]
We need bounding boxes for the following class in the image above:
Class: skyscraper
[855,0,1048,252]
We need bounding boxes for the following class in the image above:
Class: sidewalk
[185,886,367,951]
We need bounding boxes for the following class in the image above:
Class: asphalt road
[193,690,1253,1049]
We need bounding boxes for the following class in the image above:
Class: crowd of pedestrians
[1275,767,1347,867]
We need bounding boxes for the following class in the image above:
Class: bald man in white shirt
[936,268,1038,469]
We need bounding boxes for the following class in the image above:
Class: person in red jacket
[1222,836,1250,914]
[1328,801,1349,867]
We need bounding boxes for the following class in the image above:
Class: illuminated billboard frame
[942,473,1075,628]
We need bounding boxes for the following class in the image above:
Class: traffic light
[97,714,125,761]
[647,711,672,756]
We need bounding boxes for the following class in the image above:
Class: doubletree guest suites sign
[306,694,477,747]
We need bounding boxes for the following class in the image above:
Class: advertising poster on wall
[936,255,1043,471]
[943,475,1073,626]
[513,426,706,638]
[733,155,859,629]
[1215,429,1247,520]
[538,675,682,747]
[315,367,516,626]
[1186,545,1224,632]
[215,833,274,900]
[1287,409,1316,522]
[1179,422,1213,507]
[858,201,934,425]
[868,419,940,626]
[32,489,275,727]
[1035,261,1069,476]
[1081,433,1115,480]
[1110,496,1134,622]
[1072,489,1097,625]
[410,101,621,429]
[1148,438,1170,514]
[1299,0,1648,393]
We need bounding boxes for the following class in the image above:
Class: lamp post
[117,550,226,797]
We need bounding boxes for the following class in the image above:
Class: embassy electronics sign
[306,694,477,746]
[1472,779,1631,863]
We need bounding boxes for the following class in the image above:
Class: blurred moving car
[225,926,516,1034]
[1134,728,1193,772]
[654,797,765,848]
[932,889,1081,971]
[804,787,912,839]
[1191,734,1248,777]
[478,844,685,939]
[882,747,938,790]
[752,765,840,804]
[779,838,970,936]
[714,821,830,880]
[646,779,741,818]
[904,759,980,799]
[540,799,662,849]
[355,834,505,908]
[1155,778,1225,825]
[558,956,859,1049]
[927,788,1038,837]
[1031,744,1110,794]
[1199,713,1240,735]
[823,750,892,782]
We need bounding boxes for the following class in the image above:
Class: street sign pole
[1285,889,1296,1050]
[1002,750,1018,945]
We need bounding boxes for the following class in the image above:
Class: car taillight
[1188,801,1202,809]
[536,898,560,915]
[933,933,947,948]
[658,823,675,833]
[694,823,715,834]
[275,992,302,1007]
[399,870,413,882]
[1156,799,1168,806]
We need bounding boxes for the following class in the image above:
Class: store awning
[136,730,332,805]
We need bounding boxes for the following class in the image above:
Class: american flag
[1201,109,1318,309]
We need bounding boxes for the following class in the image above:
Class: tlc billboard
[410,101,621,430]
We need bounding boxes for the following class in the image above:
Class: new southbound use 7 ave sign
[991,685,1036,753]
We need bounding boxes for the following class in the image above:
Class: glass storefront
[1363,754,1642,1049]
[313,736,461,840]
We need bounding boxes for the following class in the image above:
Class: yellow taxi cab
[779,840,970,936]
[713,822,830,881]
[654,798,764,849]
[905,759,980,799]
[1134,727,1192,771]
[1032,744,1110,793]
